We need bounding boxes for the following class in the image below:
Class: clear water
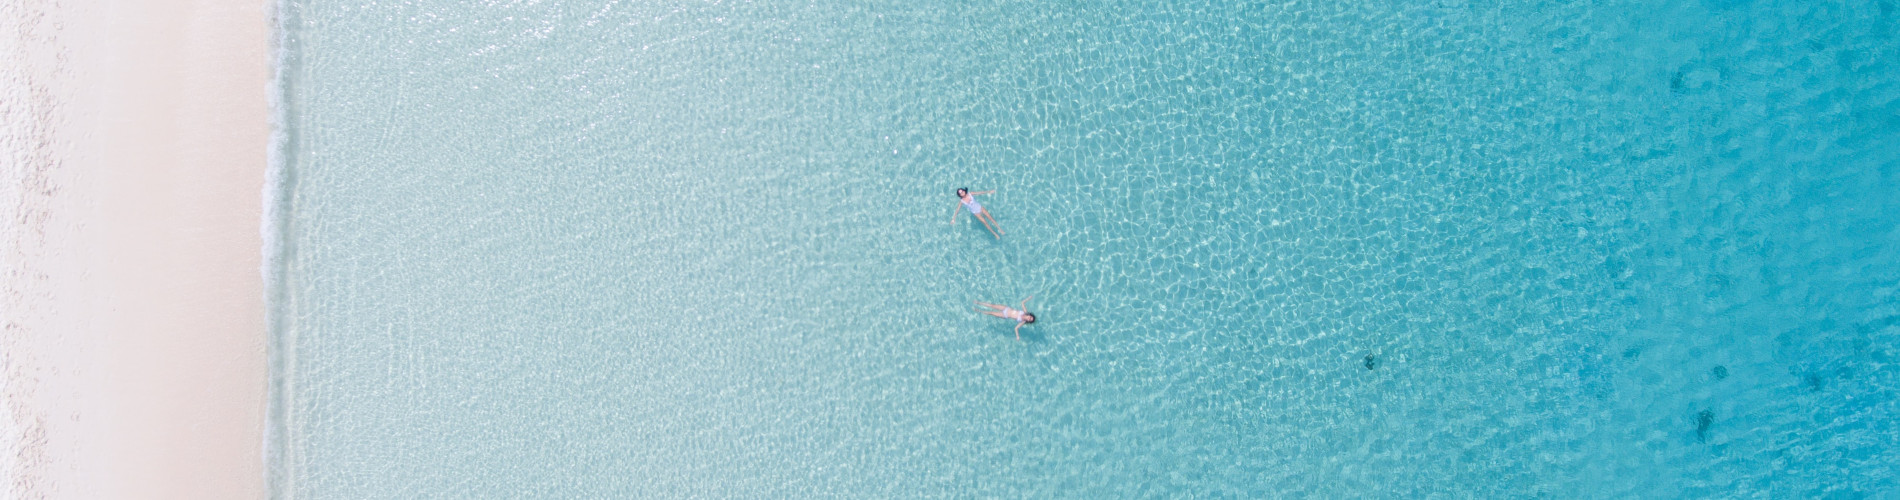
[270,0,1900,496]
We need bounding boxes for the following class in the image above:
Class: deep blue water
[270,0,1900,496]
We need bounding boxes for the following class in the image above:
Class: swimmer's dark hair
[1022,313,1036,324]
[957,187,969,196]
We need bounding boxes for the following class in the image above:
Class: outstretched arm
[1014,322,1024,341]
[1020,295,1034,311]
[951,201,963,223]
[973,190,995,196]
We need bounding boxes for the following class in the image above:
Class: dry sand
[2,0,271,498]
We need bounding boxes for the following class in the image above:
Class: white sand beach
[2,0,270,498]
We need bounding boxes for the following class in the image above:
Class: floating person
[975,296,1035,341]
[952,187,1003,239]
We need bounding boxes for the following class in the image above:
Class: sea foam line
[262,0,301,496]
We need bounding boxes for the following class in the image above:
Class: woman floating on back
[975,296,1035,341]
[952,187,1003,239]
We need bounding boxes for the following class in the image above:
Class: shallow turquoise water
[270,0,1900,496]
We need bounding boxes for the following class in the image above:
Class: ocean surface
[269,0,1900,496]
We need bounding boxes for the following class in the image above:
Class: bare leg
[975,301,1006,309]
[981,211,1004,235]
[976,214,1001,239]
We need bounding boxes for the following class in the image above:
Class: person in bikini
[975,296,1036,341]
[952,187,1003,239]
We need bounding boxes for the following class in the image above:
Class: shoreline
[2,0,271,498]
